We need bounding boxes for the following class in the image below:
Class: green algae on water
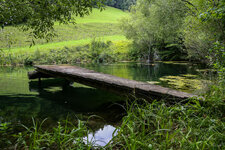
[159,74,209,92]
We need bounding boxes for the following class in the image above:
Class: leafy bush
[158,44,187,61]
[208,42,225,82]
[88,39,114,63]
[112,40,131,61]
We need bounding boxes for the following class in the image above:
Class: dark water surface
[0,62,205,146]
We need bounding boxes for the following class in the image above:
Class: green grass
[0,7,129,49]
[3,35,127,54]
[0,39,131,65]
[1,117,92,149]
[74,7,129,24]
[1,82,224,149]
[108,83,225,149]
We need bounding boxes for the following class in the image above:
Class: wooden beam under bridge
[28,65,200,102]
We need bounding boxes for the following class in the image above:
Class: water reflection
[79,62,203,82]
[84,125,118,146]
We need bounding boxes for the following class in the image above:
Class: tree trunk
[147,42,154,63]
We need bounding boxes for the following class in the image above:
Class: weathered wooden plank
[29,65,199,101]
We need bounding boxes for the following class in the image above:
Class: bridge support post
[38,77,41,86]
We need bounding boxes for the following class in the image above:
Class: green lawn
[0,7,129,50]
[74,7,129,24]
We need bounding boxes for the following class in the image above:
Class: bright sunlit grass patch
[0,7,129,49]
[3,35,127,54]
[73,7,129,24]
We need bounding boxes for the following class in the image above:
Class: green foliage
[209,42,225,70]
[15,118,92,150]
[120,0,224,63]
[88,39,113,63]
[111,40,131,60]
[208,41,225,83]
[110,89,225,149]
[0,0,105,40]
[184,0,225,62]
[0,122,14,148]
[158,44,187,61]
[199,0,225,41]
[184,0,225,84]
[120,0,188,62]
[0,122,10,131]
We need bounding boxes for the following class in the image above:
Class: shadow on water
[0,94,41,122]
[29,79,126,125]
[30,79,122,110]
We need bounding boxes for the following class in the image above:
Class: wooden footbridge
[28,65,198,101]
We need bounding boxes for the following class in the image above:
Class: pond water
[0,62,207,146]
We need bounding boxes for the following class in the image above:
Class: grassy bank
[0,39,131,65]
[110,86,225,149]
[2,35,127,54]
[1,81,224,149]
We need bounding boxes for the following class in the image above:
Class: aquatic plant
[159,74,210,93]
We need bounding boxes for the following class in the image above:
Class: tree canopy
[0,0,104,40]
[184,0,225,62]
[121,0,188,62]
[120,0,225,63]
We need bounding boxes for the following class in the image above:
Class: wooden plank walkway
[28,65,198,101]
